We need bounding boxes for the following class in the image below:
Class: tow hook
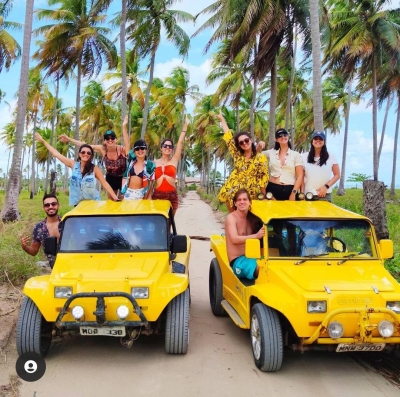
[93,296,107,324]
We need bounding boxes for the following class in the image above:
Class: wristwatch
[292,189,297,194]
[324,184,330,189]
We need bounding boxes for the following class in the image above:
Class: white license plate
[80,326,126,337]
[336,343,385,352]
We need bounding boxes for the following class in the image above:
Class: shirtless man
[225,189,265,280]
[19,193,63,268]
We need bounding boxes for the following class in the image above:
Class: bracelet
[324,184,330,189]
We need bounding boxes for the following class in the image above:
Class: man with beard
[19,193,63,268]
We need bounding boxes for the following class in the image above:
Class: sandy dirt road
[0,191,399,396]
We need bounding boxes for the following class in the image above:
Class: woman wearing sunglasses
[58,130,127,199]
[35,133,119,206]
[258,128,303,200]
[120,116,155,200]
[152,116,189,214]
[301,131,340,201]
[216,111,269,212]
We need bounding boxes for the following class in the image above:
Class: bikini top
[155,164,177,179]
[104,146,126,176]
[130,166,145,178]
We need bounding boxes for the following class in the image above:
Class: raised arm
[172,116,189,162]
[35,132,75,169]
[94,166,119,201]
[215,110,230,133]
[122,115,130,152]
[58,134,104,155]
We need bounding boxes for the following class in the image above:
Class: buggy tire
[165,289,189,354]
[209,258,226,316]
[16,297,52,357]
[250,303,283,372]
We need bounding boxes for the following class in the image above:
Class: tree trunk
[309,0,324,132]
[50,170,57,195]
[371,57,378,181]
[206,146,211,194]
[286,27,297,146]
[74,61,82,159]
[45,77,60,193]
[120,0,127,127]
[1,0,34,222]
[212,153,217,193]
[378,94,391,169]
[141,49,156,139]
[268,59,277,149]
[389,95,400,196]
[30,113,37,198]
[363,180,389,241]
[337,79,352,196]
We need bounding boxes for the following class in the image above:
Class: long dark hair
[233,132,256,156]
[274,141,292,150]
[307,144,329,166]
[78,144,95,177]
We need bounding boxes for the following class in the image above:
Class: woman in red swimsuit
[58,131,126,198]
[153,116,189,214]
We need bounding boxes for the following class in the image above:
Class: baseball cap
[133,139,147,150]
[312,131,326,140]
[104,130,116,139]
[275,128,289,138]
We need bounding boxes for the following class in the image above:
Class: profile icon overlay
[16,353,46,382]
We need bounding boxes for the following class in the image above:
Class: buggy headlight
[116,305,129,320]
[305,192,314,201]
[378,320,394,337]
[54,286,72,298]
[386,301,400,313]
[257,193,265,200]
[71,305,84,320]
[131,287,149,299]
[328,321,344,339]
[266,192,274,200]
[307,301,327,313]
[297,192,305,200]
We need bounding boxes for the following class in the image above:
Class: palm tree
[125,0,194,139]
[1,0,34,222]
[0,0,21,72]
[33,0,117,158]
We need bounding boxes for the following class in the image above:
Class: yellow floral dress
[218,130,269,206]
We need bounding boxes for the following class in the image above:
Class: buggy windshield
[59,215,168,252]
[267,219,376,258]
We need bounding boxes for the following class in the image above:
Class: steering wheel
[327,236,347,252]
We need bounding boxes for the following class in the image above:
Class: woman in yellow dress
[216,111,269,212]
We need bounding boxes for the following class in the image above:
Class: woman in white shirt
[301,131,340,202]
[260,128,303,200]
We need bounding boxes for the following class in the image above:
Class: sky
[0,0,399,188]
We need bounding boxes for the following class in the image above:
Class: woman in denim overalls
[35,133,119,206]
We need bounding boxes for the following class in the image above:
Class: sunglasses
[162,144,173,149]
[277,133,289,138]
[44,202,58,208]
[80,150,92,155]
[105,136,116,141]
[238,138,250,146]
[134,146,147,151]
[313,137,324,141]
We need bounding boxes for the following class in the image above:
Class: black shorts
[266,182,294,200]
[106,174,123,191]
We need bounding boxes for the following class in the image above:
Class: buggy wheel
[209,258,226,316]
[16,297,53,357]
[165,289,189,354]
[251,303,283,372]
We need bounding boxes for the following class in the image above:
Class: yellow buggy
[209,200,399,372]
[17,200,191,357]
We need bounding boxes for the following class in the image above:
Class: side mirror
[245,238,261,259]
[171,235,187,253]
[44,236,58,256]
[379,239,393,259]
